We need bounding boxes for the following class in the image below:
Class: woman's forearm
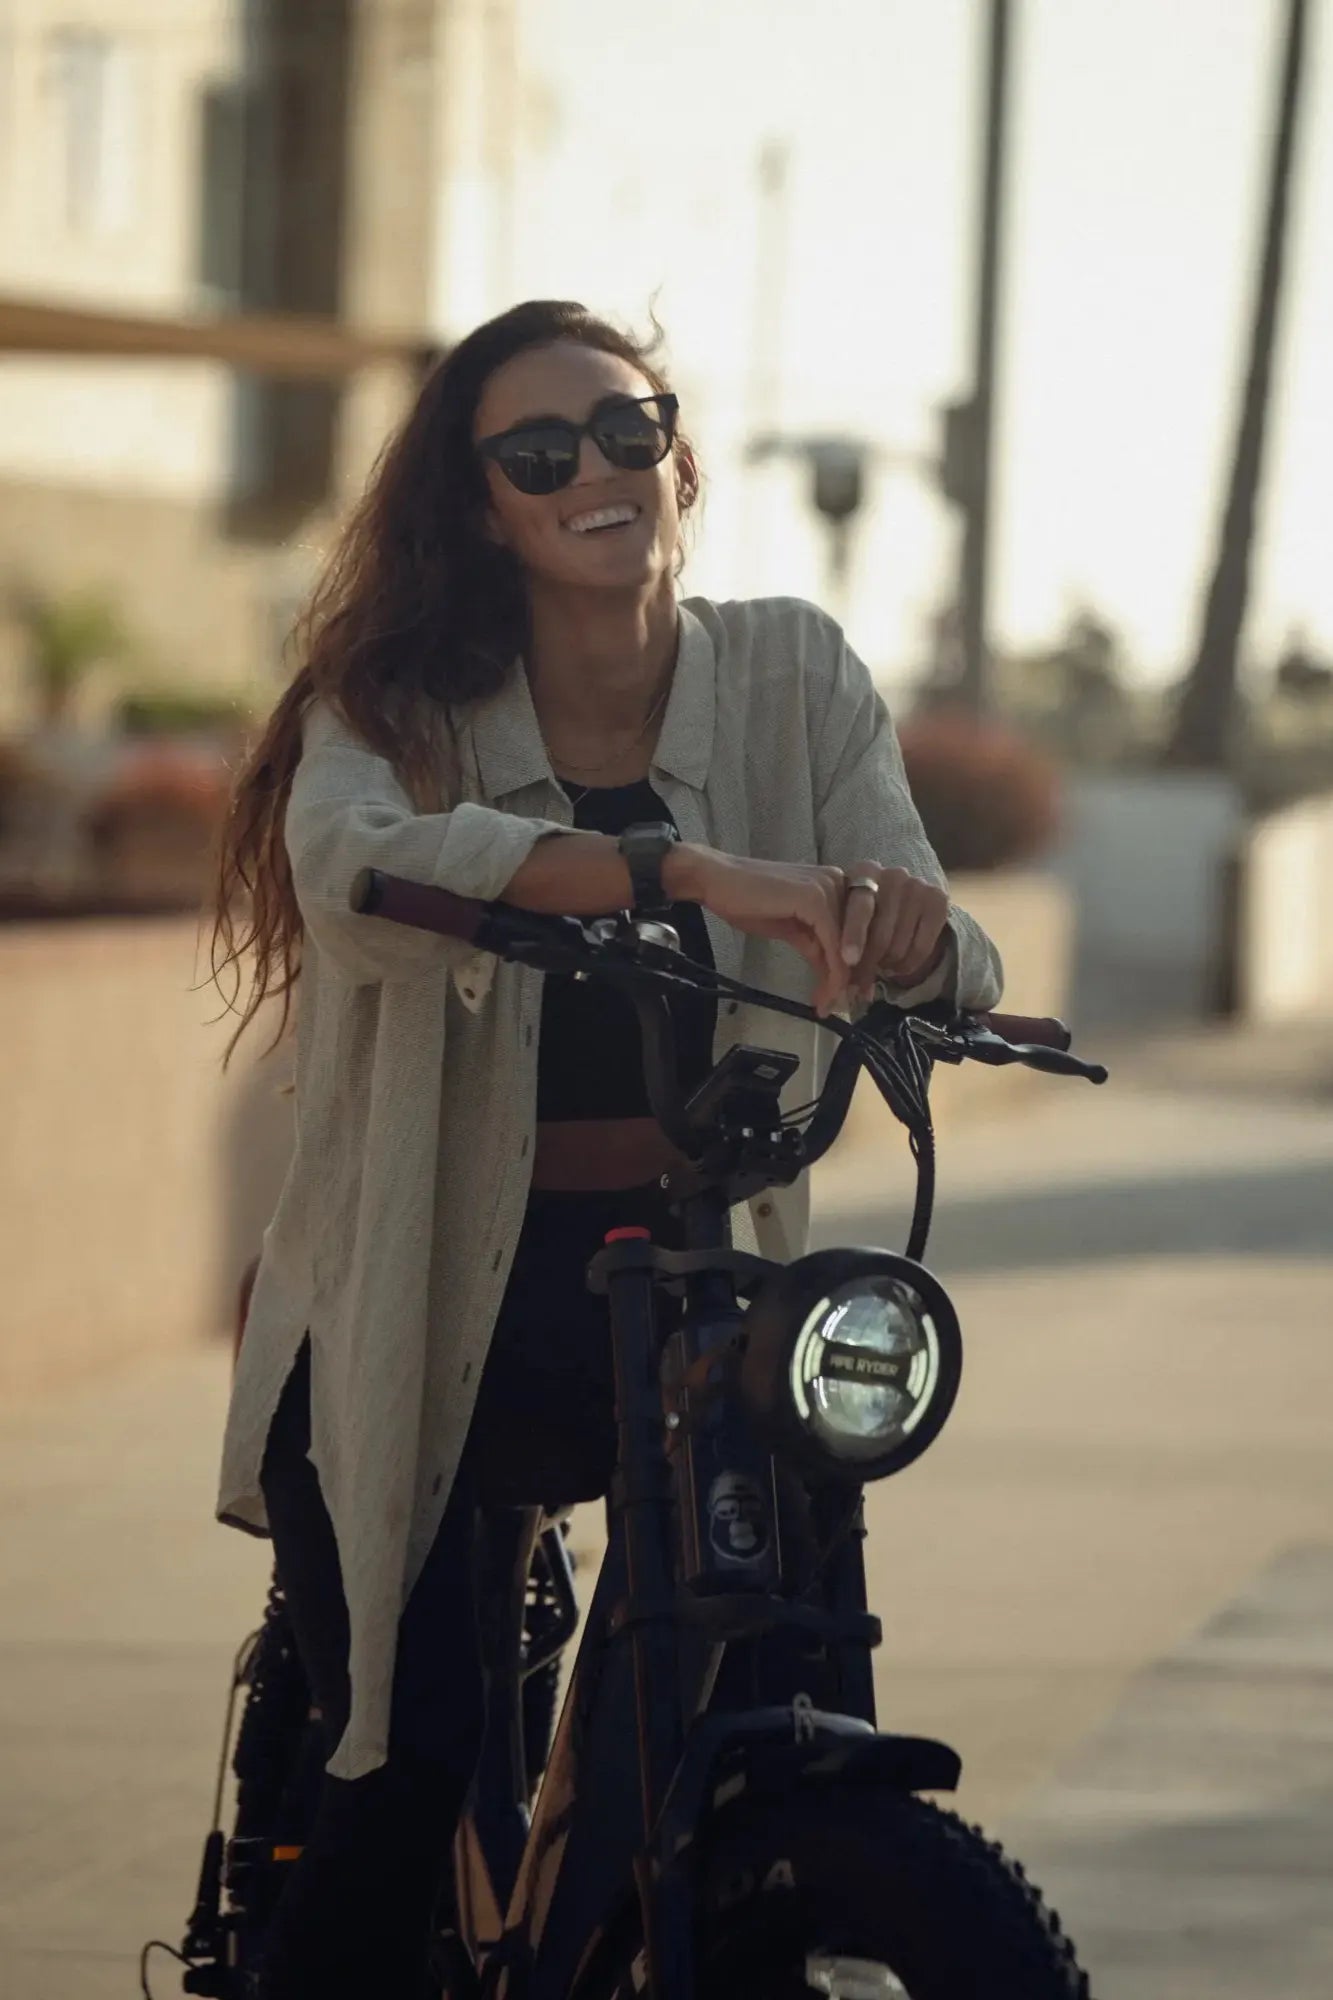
[497,831,708,916]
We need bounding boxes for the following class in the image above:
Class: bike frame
[450,1102,957,2000]
[340,875,1102,2000]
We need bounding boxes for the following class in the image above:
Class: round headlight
[740,1250,961,1482]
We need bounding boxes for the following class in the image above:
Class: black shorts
[257,1186,681,1756]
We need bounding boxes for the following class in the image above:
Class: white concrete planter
[1241,791,1333,1022]
[1055,770,1242,1028]
[0,917,293,1396]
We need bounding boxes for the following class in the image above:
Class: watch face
[624,822,675,852]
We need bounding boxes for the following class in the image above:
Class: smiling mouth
[564,503,642,535]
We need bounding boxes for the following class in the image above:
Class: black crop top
[534,779,718,1121]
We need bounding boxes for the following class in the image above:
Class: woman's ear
[675,443,700,513]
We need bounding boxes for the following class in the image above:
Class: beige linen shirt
[216,594,1003,1780]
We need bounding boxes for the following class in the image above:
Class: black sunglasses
[477,393,680,496]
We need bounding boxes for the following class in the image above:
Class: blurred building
[0,0,450,717]
[0,0,927,719]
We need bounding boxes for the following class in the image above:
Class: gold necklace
[547,677,672,784]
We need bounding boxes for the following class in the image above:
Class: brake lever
[1017,1043,1108,1084]
[477,904,598,973]
[957,1028,1108,1085]
[872,1003,1108,1086]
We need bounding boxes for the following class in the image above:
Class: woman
[212,298,1002,1998]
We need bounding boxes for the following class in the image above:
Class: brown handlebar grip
[978,1011,1072,1052]
[350,867,486,942]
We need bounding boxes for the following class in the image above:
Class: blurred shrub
[10,583,131,725]
[117,687,255,738]
[86,744,231,906]
[898,706,1060,873]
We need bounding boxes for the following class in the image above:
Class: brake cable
[851,1019,937,1261]
[576,933,945,1257]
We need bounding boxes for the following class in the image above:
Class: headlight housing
[740,1249,962,1482]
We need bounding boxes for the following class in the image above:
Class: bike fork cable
[604,1236,680,1997]
[606,1240,681,1837]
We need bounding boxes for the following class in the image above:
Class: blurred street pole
[952,0,1014,717]
[743,139,794,585]
[1164,0,1310,771]
[748,139,792,441]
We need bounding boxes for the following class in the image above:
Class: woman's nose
[571,432,616,484]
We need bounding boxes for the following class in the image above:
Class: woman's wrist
[662,839,714,903]
[881,927,952,991]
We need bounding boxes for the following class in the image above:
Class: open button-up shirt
[216,594,1003,1780]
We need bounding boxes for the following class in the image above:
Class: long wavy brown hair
[210,299,688,1062]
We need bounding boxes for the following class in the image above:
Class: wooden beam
[0,295,441,381]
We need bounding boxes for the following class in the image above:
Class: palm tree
[11,584,129,728]
[1164,0,1310,769]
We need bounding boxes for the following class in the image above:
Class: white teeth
[565,504,640,534]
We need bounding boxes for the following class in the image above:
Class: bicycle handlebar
[352,869,486,941]
[349,866,1093,1060]
[349,865,1106,1258]
[353,866,613,973]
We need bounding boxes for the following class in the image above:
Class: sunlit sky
[510,0,1332,683]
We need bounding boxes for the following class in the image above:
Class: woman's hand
[838,862,951,1000]
[669,847,854,1015]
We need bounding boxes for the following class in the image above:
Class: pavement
[1,1019,1331,1998]
[1008,1543,1333,1999]
[816,1018,1333,1996]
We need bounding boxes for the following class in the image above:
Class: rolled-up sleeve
[808,614,1003,1013]
[287,701,572,992]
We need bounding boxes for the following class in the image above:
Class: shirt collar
[651,602,715,790]
[468,600,716,803]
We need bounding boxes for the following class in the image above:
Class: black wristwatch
[617,821,679,915]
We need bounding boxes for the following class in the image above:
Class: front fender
[638,1706,960,2000]
[656,1705,960,1873]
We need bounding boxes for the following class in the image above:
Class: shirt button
[757,1201,773,1218]
[726,1001,739,1016]
[463,987,477,1003]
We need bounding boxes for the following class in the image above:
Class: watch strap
[618,821,679,914]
